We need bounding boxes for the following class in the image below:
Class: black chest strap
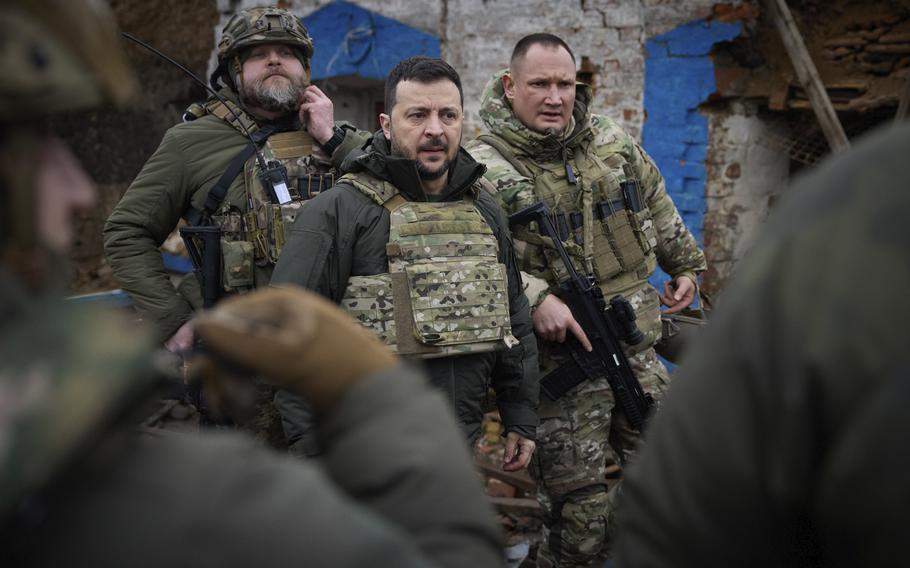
[184,123,284,226]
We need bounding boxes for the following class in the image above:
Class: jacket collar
[346,130,486,202]
[478,69,594,161]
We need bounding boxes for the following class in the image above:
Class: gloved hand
[193,285,397,413]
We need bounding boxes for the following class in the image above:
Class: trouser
[532,348,670,568]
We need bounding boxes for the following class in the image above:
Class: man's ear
[502,73,516,101]
[379,113,392,139]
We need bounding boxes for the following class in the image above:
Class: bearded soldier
[466,34,707,566]
[1,3,503,566]
[104,6,367,353]
[272,57,539,469]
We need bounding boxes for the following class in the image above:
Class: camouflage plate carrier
[339,173,519,358]
[474,126,663,349]
[184,99,335,293]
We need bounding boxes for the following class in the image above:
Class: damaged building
[63,0,910,302]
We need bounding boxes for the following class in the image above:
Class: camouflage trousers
[531,347,670,568]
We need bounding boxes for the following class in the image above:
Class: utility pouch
[604,210,646,271]
[268,204,286,262]
[220,239,254,289]
[629,209,657,256]
[243,210,268,260]
[591,229,623,281]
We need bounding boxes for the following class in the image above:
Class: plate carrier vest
[339,172,519,359]
[186,99,335,291]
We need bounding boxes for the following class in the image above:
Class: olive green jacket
[103,89,367,343]
[616,123,910,567]
[272,132,539,441]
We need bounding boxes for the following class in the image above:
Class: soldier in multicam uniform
[465,34,707,566]
[0,4,505,566]
[104,6,368,352]
[272,56,540,469]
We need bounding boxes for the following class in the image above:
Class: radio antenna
[120,32,268,171]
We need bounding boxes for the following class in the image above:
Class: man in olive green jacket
[104,7,367,350]
[616,123,910,567]
[272,57,539,467]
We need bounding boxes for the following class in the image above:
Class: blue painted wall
[302,1,440,81]
[643,20,741,292]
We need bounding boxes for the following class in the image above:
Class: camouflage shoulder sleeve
[629,138,707,278]
[466,138,552,309]
[465,138,535,211]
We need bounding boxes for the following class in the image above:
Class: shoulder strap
[475,133,535,179]
[205,99,259,136]
[184,123,281,225]
[337,172,400,208]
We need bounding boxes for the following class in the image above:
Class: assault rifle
[509,202,654,431]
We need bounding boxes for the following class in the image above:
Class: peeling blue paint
[302,1,440,81]
[643,19,741,295]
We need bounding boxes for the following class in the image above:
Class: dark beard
[390,135,454,180]
[240,72,307,114]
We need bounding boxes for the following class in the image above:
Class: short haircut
[510,33,576,69]
[385,56,464,113]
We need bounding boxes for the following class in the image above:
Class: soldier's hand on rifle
[532,294,593,352]
[193,286,397,414]
[658,275,696,315]
[299,85,335,146]
[163,320,194,356]
[502,431,536,472]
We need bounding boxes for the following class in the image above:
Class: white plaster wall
[703,101,790,294]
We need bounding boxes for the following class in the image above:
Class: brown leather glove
[193,286,397,413]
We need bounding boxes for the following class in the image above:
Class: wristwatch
[319,126,346,156]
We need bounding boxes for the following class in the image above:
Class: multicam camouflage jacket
[466,70,707,353]
[271,131,539,437]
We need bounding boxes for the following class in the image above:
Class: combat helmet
[211,6,314,90]
[0,0,136,250]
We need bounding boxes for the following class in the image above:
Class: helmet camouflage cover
[218,6,313,63]
[0,0,136,248]
[0,0,135,121]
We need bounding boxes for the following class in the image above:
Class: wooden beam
[489,497,541,515]
[896,74,910,123]
[474,460,537,493]
[765,0,850,153]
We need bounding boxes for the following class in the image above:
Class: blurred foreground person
[0,3,502,567]
[616,122,910,567]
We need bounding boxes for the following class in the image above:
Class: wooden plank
[475,460,537,493]
[764,0,850,153]
[490,497,541,515]
[896,74,910,123]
